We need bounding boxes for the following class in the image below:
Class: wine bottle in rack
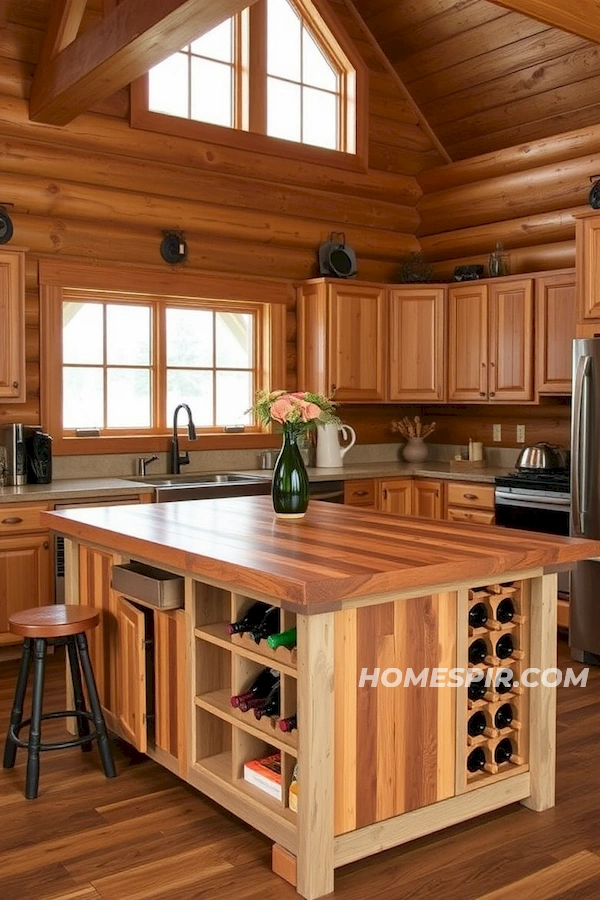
[495,634,514,659]
[495,598,515,624]
[467,747,486,773]
[494,668,514,695]
[249,606,280,644]
[494,737,513,764]
[467,711,486,737]
[469,603,488,629]
[254,684,281,720]
[267,627,297,650]
[230,668,279,709]
[494,703,514,729]
[468,638,488,665]
[468,679,487,702]
[279,714,297,733]
[227,602,269,635]
[239,675,281,712]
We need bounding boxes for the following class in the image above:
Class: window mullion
[155,302,166,433]
[248,0,267,133]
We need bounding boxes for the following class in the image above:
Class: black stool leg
[25,637,47,800]
[66,635,92,752]
[76,632,116,778]
[3,637,33,769]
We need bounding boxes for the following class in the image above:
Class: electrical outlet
[517,425,526,443]
[493,424,502,442]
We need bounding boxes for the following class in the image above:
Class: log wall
[0,0,443,428]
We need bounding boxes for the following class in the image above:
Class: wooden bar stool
[3,605,116,799]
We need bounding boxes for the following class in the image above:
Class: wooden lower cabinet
[77,544,187,772]
[0,502,51,645]
[446,481,495,525]
[379,478,413,515]
[412,478,443,518]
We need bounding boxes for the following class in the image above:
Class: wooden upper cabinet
[448,283,488,401]
[448,279,533,402]
[388,287,445,402]
[0,247,26,403]
[297,279,385,401]
[379,478,412,516]
[535,271,576,395]
[488,279,533,402]
[576,212,600,322]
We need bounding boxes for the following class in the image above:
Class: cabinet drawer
[446,482,495,510]
[446,506,495,525]
[0,503,49,534]
[112,561,184,609]
[344,479,376,507]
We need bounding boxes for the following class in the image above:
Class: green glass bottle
[272,425,309,518]
[267,626,297,650]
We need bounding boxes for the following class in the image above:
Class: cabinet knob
[490,391,495,397]
[1,516,23,525]
[464,493,477,500]
[490,362,495,368]
[481,362,486,367]
[479,391,485,397]
[330,384,337,397]
[12,381,18,389]
[382,488,387,499]
[43,541,49,550]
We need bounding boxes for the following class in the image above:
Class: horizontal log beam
[490,0,600,43]
[1,97,421,205]
[30,0,257,125]
[420,207,582,261]
[418,121,600,194]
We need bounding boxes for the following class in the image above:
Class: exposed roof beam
[489,0,600,44]
[30,0,257,126]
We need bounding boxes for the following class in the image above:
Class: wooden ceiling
[9,0,600,164]
[351,0,600,161]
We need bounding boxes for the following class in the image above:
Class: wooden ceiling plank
[30,0,257,126]
[489,0,600,44]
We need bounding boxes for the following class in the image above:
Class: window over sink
[39,261,287,455]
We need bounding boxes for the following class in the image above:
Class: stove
[494,469,570,535]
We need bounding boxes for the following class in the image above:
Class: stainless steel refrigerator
[570,337,600,662]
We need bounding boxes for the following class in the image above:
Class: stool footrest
[10,710,100,752]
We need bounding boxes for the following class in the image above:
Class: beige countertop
[0,461,509,505]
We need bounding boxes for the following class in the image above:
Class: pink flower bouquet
[249,389,338,435]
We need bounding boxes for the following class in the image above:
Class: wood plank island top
[41,497,600,612]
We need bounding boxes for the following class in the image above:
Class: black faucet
[171,404,197,474]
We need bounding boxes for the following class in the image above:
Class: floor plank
[0,638,598,899]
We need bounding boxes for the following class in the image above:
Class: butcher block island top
[40,498,600,900]
[40,496,600,612]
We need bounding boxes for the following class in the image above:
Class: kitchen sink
[127,473,265,487]
[125,471,271,503]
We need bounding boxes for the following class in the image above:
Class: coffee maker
[0,423,27,485]
[0,425,53,485]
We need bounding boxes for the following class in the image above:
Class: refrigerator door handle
[572,354,592,535]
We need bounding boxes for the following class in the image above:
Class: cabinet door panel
[488,279,533,401]
[0,534,51,643]
[379,478,413,516]
[448,284,488,401]
[536,272,576,395]
[117,597,148,754]
[0,248,25,402]
[328,284,385,401]
[577,214,600,321]
[389,288,445,401]
[78,545,120,717]
[412,479,443,519]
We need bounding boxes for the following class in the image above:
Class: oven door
[494,487,570,536]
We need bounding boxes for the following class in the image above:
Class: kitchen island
[41,497,600,900]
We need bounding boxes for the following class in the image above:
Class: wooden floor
[1,638,600,899]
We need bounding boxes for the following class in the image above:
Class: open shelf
[195,689,298,756]
[195,622,298,677]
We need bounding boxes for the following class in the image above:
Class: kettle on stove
[316,422,356,468]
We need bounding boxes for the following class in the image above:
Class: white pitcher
[316,422,356,468]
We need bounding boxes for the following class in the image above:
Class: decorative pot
[272,425,310,518]
[402,437,428,463]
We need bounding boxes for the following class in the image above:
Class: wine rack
[191,582,298,821]
[463,581,530,790]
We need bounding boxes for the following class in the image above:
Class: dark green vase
[272,425,309,518]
